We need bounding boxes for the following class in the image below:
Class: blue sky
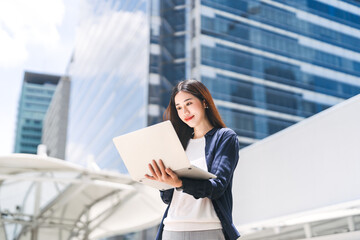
[0,0,79,155]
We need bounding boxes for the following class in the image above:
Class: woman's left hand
[145,159,183,188]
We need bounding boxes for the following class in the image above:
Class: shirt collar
[205,127,218,137]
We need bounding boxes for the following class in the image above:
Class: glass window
[202,75,255,106]
[265,87,298,114]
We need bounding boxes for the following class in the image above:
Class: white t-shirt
[163,137,222,231]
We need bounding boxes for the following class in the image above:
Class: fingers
[148,160,167,179]
[152,159,162,177]
[145,159,179,185]
[148,163,156,178]
[165,168,175,178]
[166,168,182,188]
[166,168,179,182]
[158,159,167,174]
[147,160,180,187]
[144,174,155,180]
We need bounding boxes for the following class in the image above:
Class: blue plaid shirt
[156,127,240,240]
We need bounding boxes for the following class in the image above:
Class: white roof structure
[233,93,360,239]
[0,154,166,240]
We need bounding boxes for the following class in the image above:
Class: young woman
[145,79,240,240]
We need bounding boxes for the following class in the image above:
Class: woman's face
[174,91,207,128]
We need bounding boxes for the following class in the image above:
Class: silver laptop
[112,121,216,190]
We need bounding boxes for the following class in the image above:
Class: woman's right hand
[145,159,183,188]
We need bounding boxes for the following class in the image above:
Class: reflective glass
[67,0,149,171]
[199,0,360,143]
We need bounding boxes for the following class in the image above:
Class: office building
[152,0,360,148]
[192,0,360,148]
[42,76,71,159]
[14,71,61,154]
[67,0,360,168]
[66,0,150,169]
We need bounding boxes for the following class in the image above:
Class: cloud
[0,0,65,68]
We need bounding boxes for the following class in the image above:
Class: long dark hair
[163,79,226,149]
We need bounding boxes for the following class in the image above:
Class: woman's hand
[145,159,183,188]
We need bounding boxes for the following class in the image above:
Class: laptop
[112,120,217,190]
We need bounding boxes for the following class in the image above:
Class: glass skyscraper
[195,0,360,148]
[151,0,360,148]
[14,71,61,154]
[66,0,150,170]
[67,0,360,167]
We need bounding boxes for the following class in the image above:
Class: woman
[145,79,240,240]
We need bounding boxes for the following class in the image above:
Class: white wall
[232,94,360,226]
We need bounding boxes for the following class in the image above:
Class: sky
[0,0,79,155]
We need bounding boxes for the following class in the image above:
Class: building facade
[42,76,71,159]
[150,0,360,148]
[66,0,150,170]
[67,0,360,169]
[192,0,360,148]
[14,71,61,154]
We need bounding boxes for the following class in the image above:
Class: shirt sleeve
[181,131,239,200]
[160,188,174,204]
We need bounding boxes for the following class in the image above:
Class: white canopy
[0,154,166,240]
